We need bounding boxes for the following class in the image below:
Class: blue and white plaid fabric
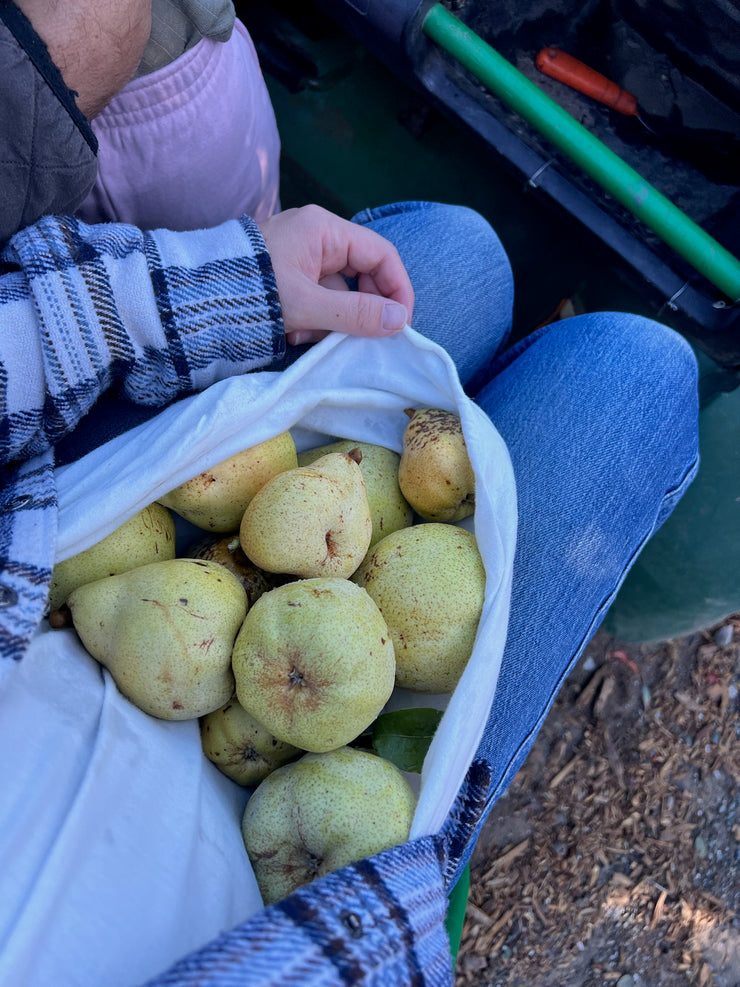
[0,213,284,671]
[145,836,455,986]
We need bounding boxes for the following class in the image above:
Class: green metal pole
[422,4,740,303]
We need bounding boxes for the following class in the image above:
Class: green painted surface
[446,863,471,958]
[423,4,740,302]
[604,351,740,642]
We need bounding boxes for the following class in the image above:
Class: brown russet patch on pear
[141,596,206,625]
[251,648,327,714]
[220,738,267,769]
[204,730,265,767]
[308,586,336,599]
[403,407,466,447]
[157,666,174,686]
[325,531,339,560]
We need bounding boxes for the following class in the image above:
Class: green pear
[398,408,475,522]
[241,746,416,904]
[158,431,298,532]
[48,503,176,613]
[239,451,372,579]
[184,533,278,608]
[232,577,395,753]
[352,523,486,693]
[68,558,248,720]
[200,695,301,786]
[297,439,412,552]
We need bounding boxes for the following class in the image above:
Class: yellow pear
[297,439,412,552]
[239,451,372,579]
[352,523,486,693]
[232,578,395,752]
[158,431,298,532]
[398,408,475,522]
[200,695,301,786]
[67,558,247,720]
[48,503,176,613]
[242,746,416,904]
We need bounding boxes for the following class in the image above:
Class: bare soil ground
[456,615,740,987]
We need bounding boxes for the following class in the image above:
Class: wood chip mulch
[456,615,740,987]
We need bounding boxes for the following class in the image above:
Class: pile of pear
[51,409,486,903]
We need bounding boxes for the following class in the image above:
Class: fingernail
[287,331,308,346]
[382,302,407,333]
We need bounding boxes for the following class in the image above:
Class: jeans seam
[351,201,436,227]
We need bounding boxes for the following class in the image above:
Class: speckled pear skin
[398,408,475,522]
[68,558,248,720]
[231,577,395,753]
[352,523,486,693]
[48,503,176,612]
[297,440,412,552]
[241,746,416,904]
[239,452,372,579]
[200,695,301,786]
[158,431,298,532]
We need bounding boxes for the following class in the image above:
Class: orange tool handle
[535,47,639,116]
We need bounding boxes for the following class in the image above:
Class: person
[0,1,700,984]
[0,0,280,240]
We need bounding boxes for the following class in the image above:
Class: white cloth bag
[0,328,517,987]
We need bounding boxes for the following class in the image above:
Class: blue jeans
[354,201,700,881]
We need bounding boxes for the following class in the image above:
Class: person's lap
[471,315,698,810]
[358,202,700,873]
[59,199,700,850]
[352,200,514,387]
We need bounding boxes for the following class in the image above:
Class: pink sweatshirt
[77,19,281,231]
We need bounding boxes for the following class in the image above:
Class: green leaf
[370,707,444,773]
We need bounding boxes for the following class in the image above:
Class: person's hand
[258,205,414,346]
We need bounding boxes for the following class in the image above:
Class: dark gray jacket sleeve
[0,0,98,245]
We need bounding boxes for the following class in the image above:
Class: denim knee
[564,312,699,437]
[446,313,700,870]
[353,201,515,383]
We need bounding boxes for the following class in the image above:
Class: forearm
[0,214,285,465]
